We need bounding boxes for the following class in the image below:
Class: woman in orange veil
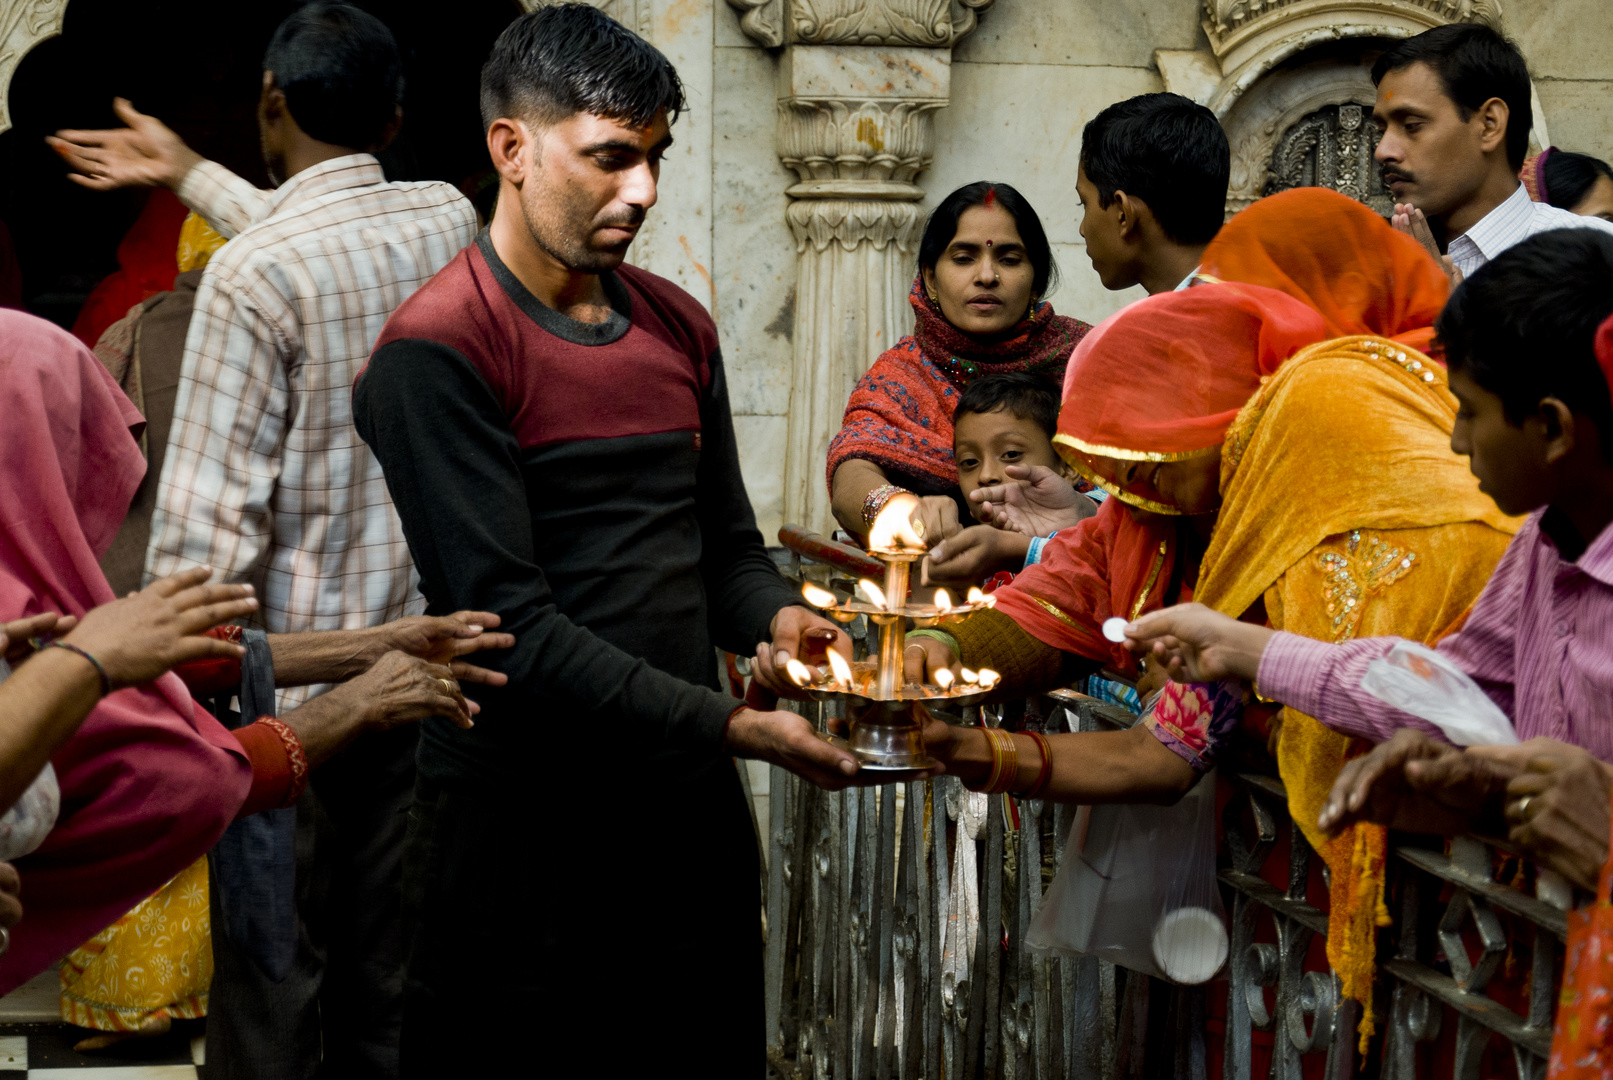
[915,189,1520,1041]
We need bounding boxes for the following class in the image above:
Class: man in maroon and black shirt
[353,7,859,1074]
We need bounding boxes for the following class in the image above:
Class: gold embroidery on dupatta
[1316,529,1419,642]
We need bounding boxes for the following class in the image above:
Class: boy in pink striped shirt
[1125,227,1613,883]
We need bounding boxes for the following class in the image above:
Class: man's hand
[0,613,76,667]
[1490,741,1613,892]
[1318,728,1515,836]
[47,98,203,192]
[1391,203,1463,290]
[972,464,1092,537]
[922,525,1028,586]
[1123,602,1274,683]
[725,707,860,790]
[753,606,853,699]
[371,612,515,687]
[64,568,258,688]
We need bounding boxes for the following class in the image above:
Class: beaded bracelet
[1016,730,1054,800]
[862,483,910,530]
[978,726,1020,795]
[44,641,111,697]
[254,717,309,809]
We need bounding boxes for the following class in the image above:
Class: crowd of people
[2,1,1612,1075]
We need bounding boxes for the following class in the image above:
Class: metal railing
[763,534,1569,1080]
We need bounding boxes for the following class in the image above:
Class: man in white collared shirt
[1371,23,1613,282]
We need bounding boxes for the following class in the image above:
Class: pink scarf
[0,310,251,991]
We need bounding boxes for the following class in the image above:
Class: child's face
[1449,366,1553,517]
[953,407,1067,522]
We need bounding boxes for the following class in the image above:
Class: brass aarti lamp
[786,501,1000,777]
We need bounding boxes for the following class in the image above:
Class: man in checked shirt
[51,5,477,1077]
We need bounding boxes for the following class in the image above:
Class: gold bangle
[979,727,1019,795]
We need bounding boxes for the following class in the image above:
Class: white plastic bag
[1026,770,1227,985]
[1359,641,1517,746]
[0,659,58,861]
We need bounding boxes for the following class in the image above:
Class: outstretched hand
[47,98,203,192]
[63,567,258,688]
[1318,728,1515,836]
[1390,203,1463,290]
[373,611,515,687]
[972,464,1092,537]
[1122,602,1274,684]
[725,707,862,790]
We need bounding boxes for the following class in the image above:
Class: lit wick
[801,582,838,609]
[966,586,985,604]
[960,667,979,685]
[977,668,1001,690]
[785,658,815,688]
[825,648,853,690]
[934,668,955,691]
[856,579,888,608]
[933,588,952,613]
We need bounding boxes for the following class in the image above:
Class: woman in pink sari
[0,309,513,991]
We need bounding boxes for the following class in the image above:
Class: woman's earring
[927,290,940,304]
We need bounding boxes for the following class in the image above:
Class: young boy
[1076,93,1230,296]
[927,373,1096,587]
[1126,228,1613,762]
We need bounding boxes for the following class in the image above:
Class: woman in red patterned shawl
[826,182,1092,567]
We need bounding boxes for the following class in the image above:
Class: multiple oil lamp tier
[785,501,1000,776]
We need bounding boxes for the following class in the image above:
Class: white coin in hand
[1102,617,1128,644]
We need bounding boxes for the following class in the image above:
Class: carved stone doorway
[1265,102,1392,216]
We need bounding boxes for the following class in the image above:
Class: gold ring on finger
[1515,794,1534,818]
[437,678,456,696]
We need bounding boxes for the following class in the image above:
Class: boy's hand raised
[972,464,1092,537]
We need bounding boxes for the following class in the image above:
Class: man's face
[1076,164,1134,291]
[516,109,671,273]
[1449,366,1551,517]
[1373,62,1492,221]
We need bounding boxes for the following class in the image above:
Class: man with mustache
[1372,22,1613,283]
[351,5,860,1075]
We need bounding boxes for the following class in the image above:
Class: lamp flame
[867,496,926,551]
[825,648,853,689]
[934,588,952,612]
[966,586,985,604]
[978,668,1000,690]
[960,667,979,684]
[785,658,814,688]
[801,582,837,609]
[856,579,888,608]
[934,668,955,691]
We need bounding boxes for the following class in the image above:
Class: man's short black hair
[1437,229,1613,451]
[480,3,686,132]
[919,182,1059,299]
[1371,23,1533,172]
[1542,150,1613,212]
[954,373,1060,439]
[263,2,403,151]
[1078,93,1230,246]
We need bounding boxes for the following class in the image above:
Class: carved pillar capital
[0,0,70,136]
[725,0,993,48]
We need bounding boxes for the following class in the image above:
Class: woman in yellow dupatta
[60,212,227,1051]
[918,190,1519,1042]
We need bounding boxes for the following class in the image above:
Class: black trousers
[398,756,763,1076]
[207,724,419,1080]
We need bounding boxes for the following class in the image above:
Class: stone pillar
[777,45,946,535]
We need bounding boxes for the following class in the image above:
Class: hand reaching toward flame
[752,606,854,700]
[971,465,1094,537]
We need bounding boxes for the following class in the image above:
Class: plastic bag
[1359,640,1517,747]
[0,659,59,861]
[1027,769,1227,985]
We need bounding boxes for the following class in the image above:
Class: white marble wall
[629,0,1613,541]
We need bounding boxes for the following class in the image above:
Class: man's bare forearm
[267,630,386,686]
